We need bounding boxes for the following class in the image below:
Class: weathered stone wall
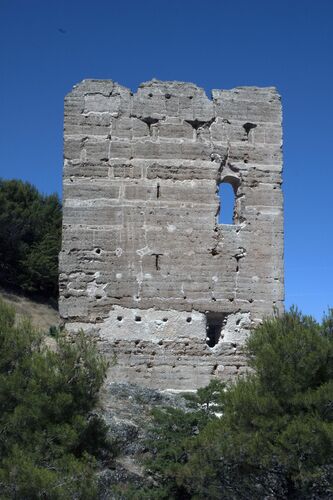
[60,79,283,390]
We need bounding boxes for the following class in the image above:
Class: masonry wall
[60,79,284,390]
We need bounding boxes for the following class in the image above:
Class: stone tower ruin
[60,79,283,390]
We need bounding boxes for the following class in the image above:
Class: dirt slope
[0,288,60,331]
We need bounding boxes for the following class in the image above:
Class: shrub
[0,299,112,499]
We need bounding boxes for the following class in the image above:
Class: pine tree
[0,179,61,299]
[0,299,113,499]
[143,309,333,499]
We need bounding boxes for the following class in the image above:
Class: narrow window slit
[217,179,239,224]
[157,183,160,199]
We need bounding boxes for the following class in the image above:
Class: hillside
[0,287,60,331]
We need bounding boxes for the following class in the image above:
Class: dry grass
[0,288,60,332]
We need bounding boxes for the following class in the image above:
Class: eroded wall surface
[60,79,283,390]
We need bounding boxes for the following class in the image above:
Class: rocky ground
[97,382,189,499]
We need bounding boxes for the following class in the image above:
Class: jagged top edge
[68,79,280,101]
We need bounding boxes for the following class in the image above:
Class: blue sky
[1,0,332,320]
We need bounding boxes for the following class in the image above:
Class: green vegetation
[0,299,113,499]
[141,309,333,499]
[0,179,61,299]
[0,178,331,497]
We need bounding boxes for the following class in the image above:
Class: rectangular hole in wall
[205,312,227,347]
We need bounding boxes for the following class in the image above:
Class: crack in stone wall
[60,79,284,390]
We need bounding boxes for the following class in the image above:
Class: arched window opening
[217,181,237,224]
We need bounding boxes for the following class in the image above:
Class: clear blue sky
[1,0,332,320]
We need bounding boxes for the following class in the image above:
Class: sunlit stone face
[60,79,284,390]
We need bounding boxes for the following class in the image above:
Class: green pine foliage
[0,179,61,299]
[141,308,333,499]
[0,299,113,499]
